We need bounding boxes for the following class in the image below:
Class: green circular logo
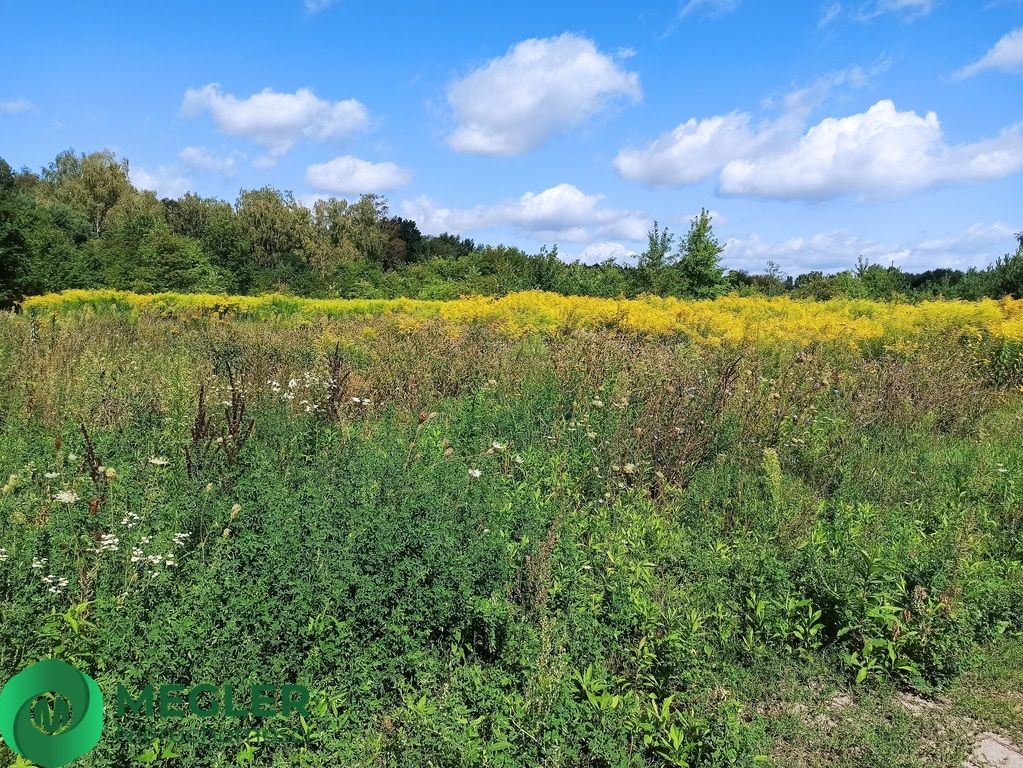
[0,659,104,767]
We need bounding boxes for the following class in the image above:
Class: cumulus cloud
[673,209,729,227]
[719,100,1023,200]
[725,222,1017,274]
[0,98,33,114]
[130,165,192,199]
[954,27,1023,79]
[446,33,641,156]
[305,155,412,195]
[181,84,369,164]
[401,183,649,243]
[614,112,782,186]
[576,242,638,264]
[616,63,1023,201]
[613,65,876,187]
[178,146,243,178]
[913,222,1019,258]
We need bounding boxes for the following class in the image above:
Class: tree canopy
[1,149,1021,307]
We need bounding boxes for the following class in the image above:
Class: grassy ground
[760,637,1023,767]
[0,307,1020,767]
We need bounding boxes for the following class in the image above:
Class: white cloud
[401,183,649,243]
[130,165,192,199]
[304,0,339,12]
[178,146,243,177]
[913,222,1018,257]
[719,100,1023,200]
[446,33,641,156]
[181,84,369,164]
[954,27,1023,79]
[870,0,935,16]
[855,0,937,19]
[614,112,780,186]
[820,0,936,25]
[305,155,412,195]
[672,209,729,227]
[725,222,1017,274]
[818,2,844,27]
[576,242,638,264]
[0,98,33,114]
[726,231,883,273]
[613,65,876,187]
[617,63,1023,200]
[678,0,741,17]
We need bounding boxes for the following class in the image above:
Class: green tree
[42,149,133,236]
[201,204,252,292]
[132,228,225,293]
[0,159,28,304]
[990,232,1023,299]
[677,209,726,298]
[638,221,675,295]
[236,187,311,267]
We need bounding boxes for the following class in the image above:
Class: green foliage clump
[3,150,1022,309]
[0,275,1022,766]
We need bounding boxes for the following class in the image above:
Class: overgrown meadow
[1,293,1022,767]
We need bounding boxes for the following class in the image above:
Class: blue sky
[1,0,1021,274]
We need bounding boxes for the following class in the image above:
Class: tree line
[2,149,1021,307]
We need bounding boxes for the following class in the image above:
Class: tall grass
[0,306,1020,766]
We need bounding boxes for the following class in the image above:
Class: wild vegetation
[1,298,1021,766]
[3,150,1023,308]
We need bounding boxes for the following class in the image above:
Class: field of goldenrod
[3,290,1023,766]
[22,289,1023,347]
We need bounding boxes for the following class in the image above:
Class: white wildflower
[468,468,482,479]
[94,533,120,554]
[148,456,170,467]
[53,490,79,504]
